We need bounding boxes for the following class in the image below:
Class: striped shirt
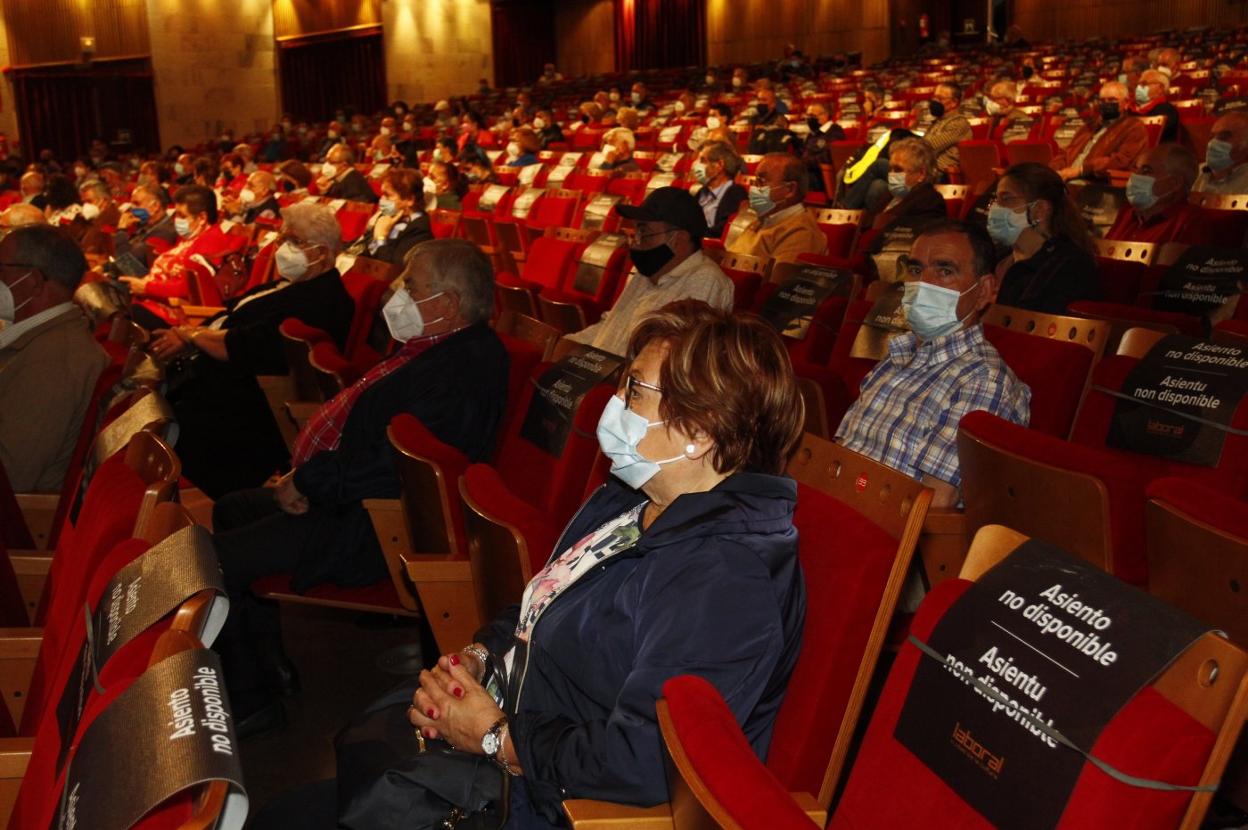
[835,325,1030,488]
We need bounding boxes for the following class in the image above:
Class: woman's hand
[408,662,502,751]
[373,213,399,241]
[149,327,193,361]
[120,275,151,294]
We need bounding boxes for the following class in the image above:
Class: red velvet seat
[495,234,583,316]
[982,323,1096,438]
[459,364,614,576]
[809,209,862,259]
[537,237,632,330]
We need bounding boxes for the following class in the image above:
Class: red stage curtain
[8,58,160,161]
[491,1,558,89]
[614,0,706,72]
[278,28,386,122]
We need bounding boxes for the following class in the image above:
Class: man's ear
[440,289,462,322]
[976,271,1000,310]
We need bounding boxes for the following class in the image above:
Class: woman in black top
[987,162,1100,315]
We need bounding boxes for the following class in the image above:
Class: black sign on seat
[520,344,624,455]
[1106,334,1248,467]
[894,539,1208,830]
[850,282,909,361]
[1154,246,1248,316]
[760,266,854,341]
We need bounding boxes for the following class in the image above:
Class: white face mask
[320,162,339,179]
[239,188,256,206]
[328,130,339,139]
[382,289,445,342]
[174,216,193,238]
[595,395,691,489]
[609,91,621,102]
[732,76,743,88]
[378,198,398,217]
[80,202,101,221]
[274,241,320,280]
[533,118,546,130]
[901,280,978,340]
[423,176,438,194]
[0,271,34,324]
[706,116,722,130]
[506,141,521,159]
[379,126,391,136]
[674,100,686,113]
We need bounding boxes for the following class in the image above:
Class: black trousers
[211,487,317,713]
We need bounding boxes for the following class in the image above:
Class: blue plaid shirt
[835,325,1031,488]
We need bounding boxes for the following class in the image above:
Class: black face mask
[1022,65,1035,80]
[756,104,770,118]
[629,241,675,277]
[806,116,822,132]
[929,99,946,119]
[1099,101,1121,122]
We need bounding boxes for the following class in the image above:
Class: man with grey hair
[210,238,509,736]
[78,180,120,229]
[0,224,108,491]
[1107,143,1205,245]
[149,201,353,498]
[1051,81,1148,182]
[318,142,377,204]
[1196,111,1248,193]
[692,140,747,238]
[113,183,177,267]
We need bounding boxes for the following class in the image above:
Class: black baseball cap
[616,186,707,242]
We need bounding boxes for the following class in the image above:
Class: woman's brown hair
[626,300,805,476]
[382,167,422,202]
[1001,162,1094,254]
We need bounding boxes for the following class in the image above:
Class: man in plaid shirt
[836,221,1030,508]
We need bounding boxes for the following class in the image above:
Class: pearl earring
[685,443,696,454]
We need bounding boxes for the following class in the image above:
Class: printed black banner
[54,648,248,830]
[850,282,909,360]
[759,266,854,340]
[1075,184,1125,238]
[55,525,227,774]
[894,539,1207,830]
[520,345,623,456]
[871,221,919,283]
[571,234,627,296]
[1106,334,1248,467]
[1154,246,1248,316]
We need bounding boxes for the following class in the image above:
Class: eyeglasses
[624,374,663,409]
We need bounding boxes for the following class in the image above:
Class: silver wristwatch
[461,643,490,671]
[481,716,508,758]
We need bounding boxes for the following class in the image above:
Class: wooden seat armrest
[363,499,406,557]
[398,554,473,583]
[178,304,225,319]
[918,506,970,587]
[561,800,673,829]
[7,556,48,624]
[14,493,58,550]
[12,493,56,512]
[284,401,321,427]
[0,737,33,777]
[8,556,50,575]
[791,791,827,825]
[0,630,43,656]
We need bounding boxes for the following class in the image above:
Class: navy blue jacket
[478,472,805,825]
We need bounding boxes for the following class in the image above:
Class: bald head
[755,152,806,215]
[19,172,43,198]
[1,203,46,228]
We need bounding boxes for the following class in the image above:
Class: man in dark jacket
[318,143,378,204]
[112,184,179,268]
[148,202,354,498]
[210,238,509,735]
[692,140,748,239]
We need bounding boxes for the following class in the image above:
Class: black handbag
[334,679,509,830]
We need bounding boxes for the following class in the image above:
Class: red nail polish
[453,687,464,699]
[448,654,460,666]
[426,708,435,718]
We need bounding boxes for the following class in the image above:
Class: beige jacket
[0,306,109,491]
[727,204,829,264]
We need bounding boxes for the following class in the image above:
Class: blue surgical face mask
[1134,84,1151,106]
[595,395,691,489]
[1207,138,1236,172]
[1125,173,1159,210]
[0,271,33,324]
[887,171,910,199]
[901,279,978,340]
[174,216,192,238]
[748,184,775,216]
[986,202,1035,247]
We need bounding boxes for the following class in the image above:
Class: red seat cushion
[831,579,1214,829]
[1146,476,1248,540]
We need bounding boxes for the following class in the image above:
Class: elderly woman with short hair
[411,299,807,827]
[148,201,354,498]
[368,166,434,264]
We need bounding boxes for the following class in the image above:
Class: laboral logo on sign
[951,721,1005,778]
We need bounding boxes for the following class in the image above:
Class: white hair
[280,202,342,255]
[604,127,636,151]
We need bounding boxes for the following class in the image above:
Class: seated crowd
[4,22,1248,830]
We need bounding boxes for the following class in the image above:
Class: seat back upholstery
[520,235,581,292]
[831,525,1248,830]
[982,323,1096,438]
[340,267,393,365]
[769,434,932,804]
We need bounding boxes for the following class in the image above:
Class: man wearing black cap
[565,186,733,356]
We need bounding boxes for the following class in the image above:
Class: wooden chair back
[390,424,461,560]
[1093,237,1157,265]
[957,425,1114,579]
[983,305,1110,359]
[1145,494,1248,647]
[784,433,932,803]
[1116,326,1169,358]
[718,251,769,276]
[545,225,600,244]
[961,525,1248,830]
[458,476,532,627]
[495,310,560,361]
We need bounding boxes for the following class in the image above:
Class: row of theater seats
[0,322,243,828]
[235,257,1248,828]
